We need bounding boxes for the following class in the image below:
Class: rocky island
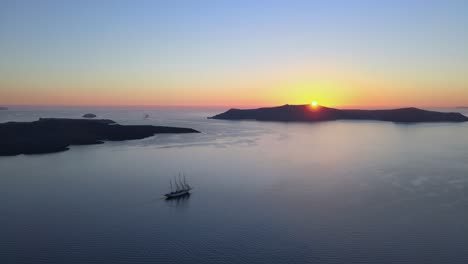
[0,118,199,156]
[82,113,97,118]
[210,104,468,123]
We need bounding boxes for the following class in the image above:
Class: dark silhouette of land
[0,118,199,156]
[82,113,97,118]
[210,104,468,123]
[0,107,7,110]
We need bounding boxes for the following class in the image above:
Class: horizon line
[1,103,466,110]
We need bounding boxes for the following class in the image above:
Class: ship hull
[164,190,190,199]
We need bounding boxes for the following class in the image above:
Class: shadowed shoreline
[0,118,199,156]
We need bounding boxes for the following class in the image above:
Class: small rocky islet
[82,113,97,118]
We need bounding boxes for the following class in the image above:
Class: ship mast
[183,173,190,189]
[179,173,185,189]
[178,173,181,190]
[174,176,180,192]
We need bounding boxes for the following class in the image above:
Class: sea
[1,106,468,264]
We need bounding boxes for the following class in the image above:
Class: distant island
[0,107,7,110]
[456,106,468,109]
[210,104,468,123]
[82,113,97,118]
[0,118,199,156]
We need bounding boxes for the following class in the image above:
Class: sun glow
[311,101,318,107]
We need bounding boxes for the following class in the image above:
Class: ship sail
[165,173,192,199]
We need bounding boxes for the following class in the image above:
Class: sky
[1,0,467,108]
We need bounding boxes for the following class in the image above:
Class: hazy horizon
[1,103,468,111]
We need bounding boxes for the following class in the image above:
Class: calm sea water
[1,107,468,264]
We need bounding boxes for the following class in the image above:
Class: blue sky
[1,0,467,106]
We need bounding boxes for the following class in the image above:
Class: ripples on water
[1,107,468,264]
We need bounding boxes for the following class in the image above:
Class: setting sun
[311,101,318,107]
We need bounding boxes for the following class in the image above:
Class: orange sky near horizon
[2,85,467,109]
[2,67,467,108]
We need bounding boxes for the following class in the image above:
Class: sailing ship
[165,174,192,199]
